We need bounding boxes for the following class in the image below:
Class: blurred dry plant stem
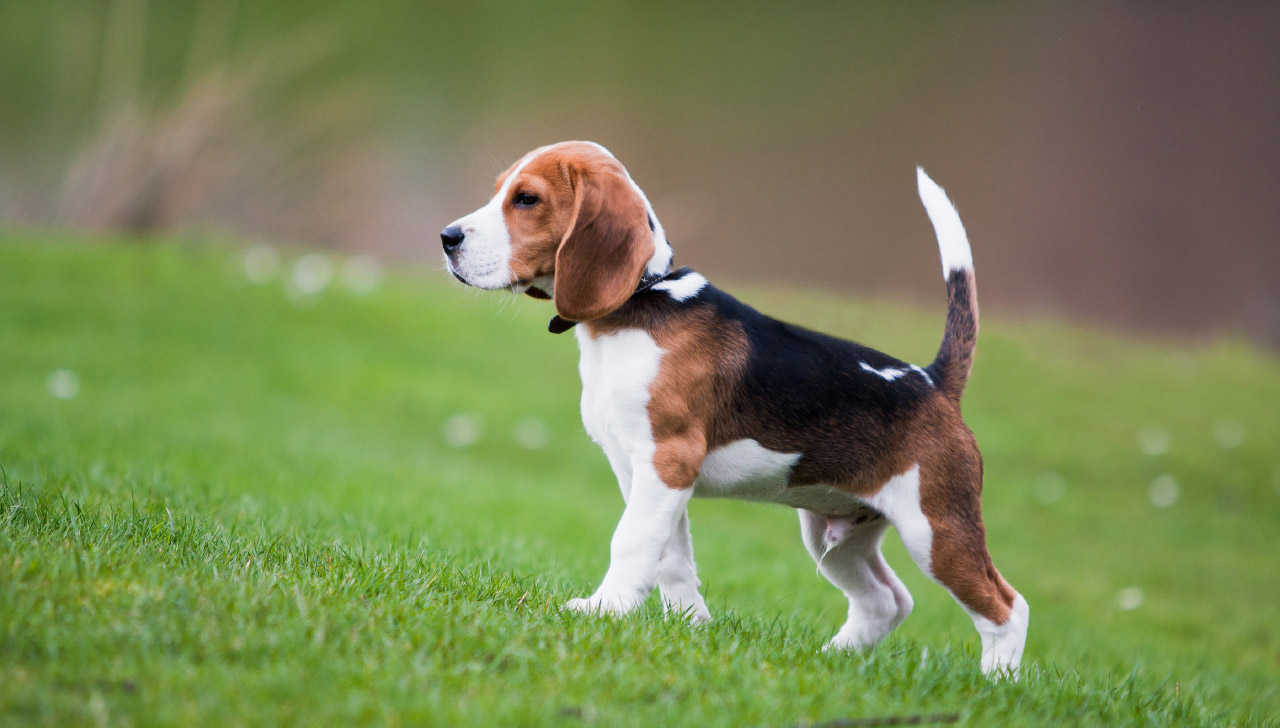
[62,0,388,249]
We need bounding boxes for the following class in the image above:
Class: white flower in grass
[243,245,280,284]
[1136,426,1170,456]
[290,253,334,296]
[1116,586,1145,611]
[1148,475,1179,508]
[1211,419,1245,449]
[342,255,384,295]
[1033,471,1066,505]
[443,413,484,448]
[46,369,80,399]
[512,417,551,451]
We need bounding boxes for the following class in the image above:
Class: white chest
[575,327,663,457]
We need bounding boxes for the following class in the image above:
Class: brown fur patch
[909,401,1015,624]
[499,151,575,285]
[551,159,653,321]
[931,269,978,404]
[646,308,750,488]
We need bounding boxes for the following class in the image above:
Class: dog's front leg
[656,510,711,623]
[597,445,709,621]
[566,460,693,616]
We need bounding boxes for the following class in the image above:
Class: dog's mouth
[443,256,466,284]
[446,257,549,298]
[444,257,499,289]
[504,279,552,299]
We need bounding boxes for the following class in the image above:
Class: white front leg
[656,510,711,622]
[597,443,708,622]
[566,459,693,615]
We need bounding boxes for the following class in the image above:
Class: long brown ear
[553,162,654,322]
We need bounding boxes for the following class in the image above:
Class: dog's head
[441,141,673,322]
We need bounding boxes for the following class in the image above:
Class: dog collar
[547,269,685,334]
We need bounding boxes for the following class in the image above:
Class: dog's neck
[547,268,680,334]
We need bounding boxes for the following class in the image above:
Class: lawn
[1,237,1277,726]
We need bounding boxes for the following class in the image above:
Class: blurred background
[2,5,1278,721]
[1,0,1277,345]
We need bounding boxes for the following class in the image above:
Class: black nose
[441,225,465,252]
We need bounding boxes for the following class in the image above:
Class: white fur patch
[575,327,664,455]
[916,167,973,279]
[862,464,932,575]
[859,361,934,387]
[694,440,865,514]
[694,438,800,498]
[860,362,908,382]
[909,364,935,387]
[968,592,1030,677]
[653,272,707,302]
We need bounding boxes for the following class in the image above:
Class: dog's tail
[917,167,977,405]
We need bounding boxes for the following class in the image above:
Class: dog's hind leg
[799,508,914,651]
[867,463,1029,677]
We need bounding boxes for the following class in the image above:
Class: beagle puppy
[441,141,1028,675]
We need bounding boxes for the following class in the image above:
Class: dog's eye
[513,192,539,207]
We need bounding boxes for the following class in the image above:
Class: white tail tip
[917,166,973,279]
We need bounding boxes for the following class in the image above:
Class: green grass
[1,237,1277,726]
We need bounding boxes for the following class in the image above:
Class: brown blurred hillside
[1,1,1277,344]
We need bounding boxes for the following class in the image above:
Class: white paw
[978,594,1029,679]
[563,593,632,616]
[983,663,1021,681]
[822,638,855,653]
[659,583,711,624]
[823,629,879,653]
[665,602,712,624]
